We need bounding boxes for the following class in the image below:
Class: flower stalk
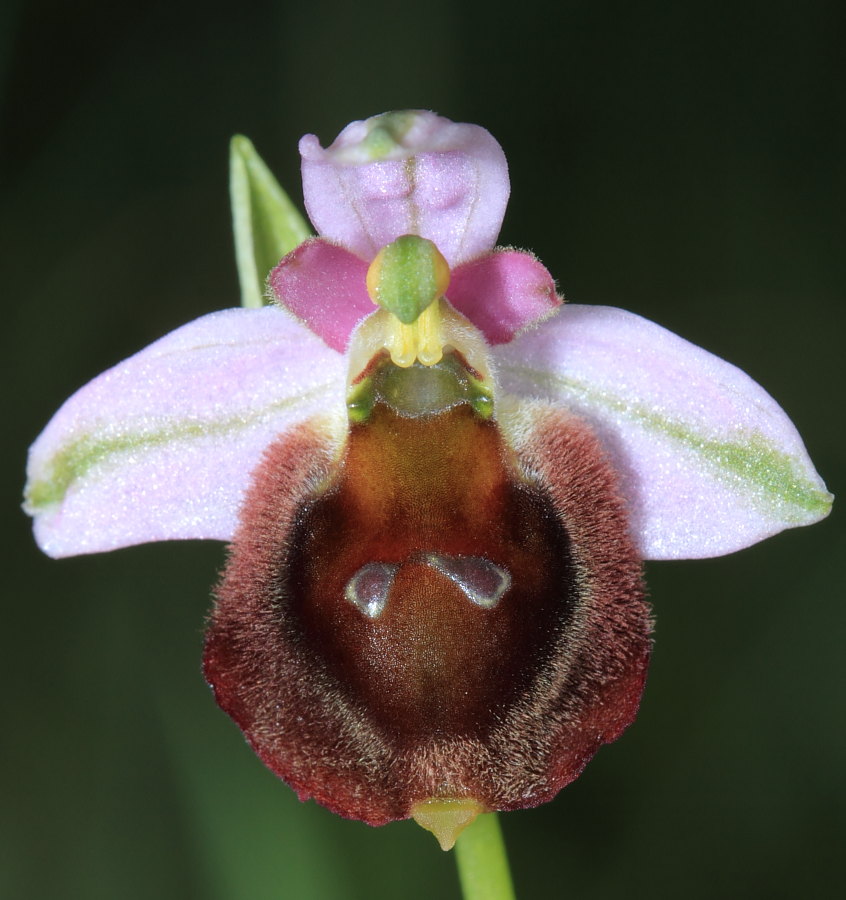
[454,813,517,900]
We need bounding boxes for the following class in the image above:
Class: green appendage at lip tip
[501,363,832,519]
[25,385,333,513]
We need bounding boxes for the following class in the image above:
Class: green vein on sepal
[501,364,832,519]
[25,385,332,513]
[230,135,312,309]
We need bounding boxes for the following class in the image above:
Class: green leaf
[229,135,312,308]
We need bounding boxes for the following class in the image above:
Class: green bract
[229,135,311,308]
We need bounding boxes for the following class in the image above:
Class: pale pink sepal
[494,305,832,560]
[269,238,372,352]
[446,249,560,344]
[25,307,346,558]
[300,111,509,266]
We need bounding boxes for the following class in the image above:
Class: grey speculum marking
[345,555,511,618]
[424,553,511,609]
[344,562,400,619]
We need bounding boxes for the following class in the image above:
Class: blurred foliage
[2,1,843,897]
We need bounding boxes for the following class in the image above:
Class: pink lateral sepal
[446,249,560,344]
[494,304,832,559]
[269,238,373,352]
[25,307,346,557]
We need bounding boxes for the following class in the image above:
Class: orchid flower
[24,111,831,852]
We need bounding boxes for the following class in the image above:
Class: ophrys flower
[24,111,831,849]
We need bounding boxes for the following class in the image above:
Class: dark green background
[2,1,843,897]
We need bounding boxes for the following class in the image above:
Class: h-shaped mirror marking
[345,554,511,619]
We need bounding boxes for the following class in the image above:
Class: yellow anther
[365,253,384,306]
[386,298,444,367]
[414,301,444,366]
[430,247,451,301]
[364,236,451,367]
[392,321,419,368]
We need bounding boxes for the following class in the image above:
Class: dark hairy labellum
[204,398,651,825]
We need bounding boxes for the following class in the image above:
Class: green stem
[454,813,517,900]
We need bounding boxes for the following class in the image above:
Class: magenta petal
[299,111,509,266]
[25,307,346,558]
[447,250,560,344]
[270,238,373,352]
[494,305,832,560]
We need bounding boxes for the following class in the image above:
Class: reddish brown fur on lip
[204,403,650,825]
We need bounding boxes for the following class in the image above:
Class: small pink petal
[494,305,832,560]
[270,238,372,352]
[447,249,560,344]
[300,111,509,266]
[25,307,346,558]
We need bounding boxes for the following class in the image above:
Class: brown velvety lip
[205,400,650,825]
